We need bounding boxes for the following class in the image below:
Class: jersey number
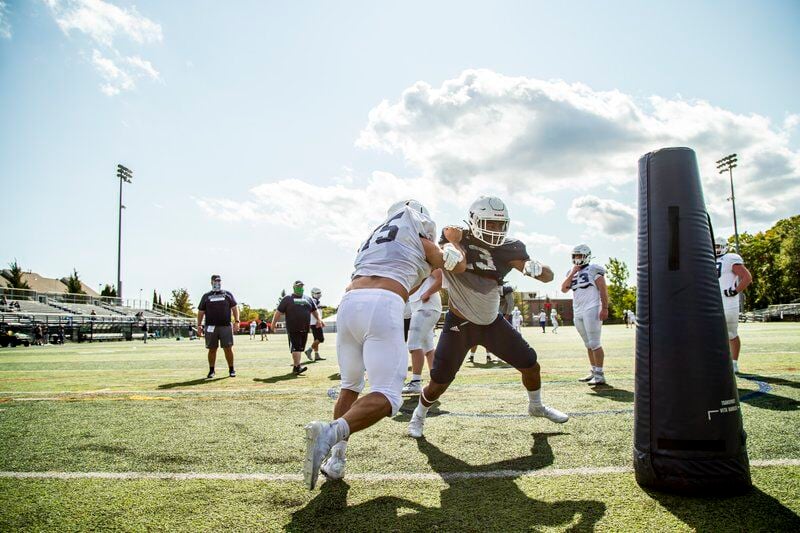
[359,211,403,252]
[467,245,496,271]
[571,272,590,289]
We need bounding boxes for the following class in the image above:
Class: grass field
[0,323,798,531]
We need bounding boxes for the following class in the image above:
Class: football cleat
[321,454,346,480]
[529,404,569,424]
[578,372,594,382]
[303,421,336,490]
[408,412,426,438]
[468,355,474,363]
[402,380,423,395]
[229,369,236,378]
[206,370,215,380]
[587,374,606,385]
[304,348,314,361]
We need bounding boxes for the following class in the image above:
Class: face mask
[212,281,222,291]
[293,287,304,296]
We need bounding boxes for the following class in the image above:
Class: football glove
[724,287,738,297]
[523,260,543,278]
[442,243,463,271]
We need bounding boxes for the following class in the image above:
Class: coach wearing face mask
[272,280,324,376]
[198,274,240,379]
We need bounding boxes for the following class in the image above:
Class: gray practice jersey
[352,206,433,293]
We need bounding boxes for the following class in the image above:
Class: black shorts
[404,317,411,342]
[311,326,324,343]
[205,325,234,349]
[430,311,538,384]
[288,330,309,353]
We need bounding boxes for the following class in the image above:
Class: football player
[715,237,752,373]
[302,199,463,489]
[561,244,609,386]
[408,196,569,439]
[305,287,326,361]
[402,269,443,395]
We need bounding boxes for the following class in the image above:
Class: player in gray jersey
[302,199,463,490]
[408,196,569,439]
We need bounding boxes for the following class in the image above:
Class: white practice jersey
[538,312,547,322]
[352,206,433,293]
[568,264,606,314]
[550,310,558,323]
[409,273,442,313]
[716,252,744,309]
[309,297,321,326]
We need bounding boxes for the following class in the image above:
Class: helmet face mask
[571,244,592,266]
[311,288,322,299]
[469,196,509,247]
[714,237,728,257]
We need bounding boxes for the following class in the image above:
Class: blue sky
[1,0,799,309]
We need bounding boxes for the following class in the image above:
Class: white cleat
[587,374,606,386]
[402,380,423,395]
[408,412,426,438]
[321,454,346,480]
[303,421,336,490]
[529,404,569,424]
[578,373,594,382]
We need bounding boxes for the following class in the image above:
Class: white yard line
[0,460,797,482]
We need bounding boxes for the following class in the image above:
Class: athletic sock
[332,418,350,442]
[209,366,214,372]
[595,366,604,375]
[414,398,430,418]
[528,389,542,408]
[411,374,422,382]
[229,366,234,372]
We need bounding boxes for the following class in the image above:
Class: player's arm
[421,269,443,302]
[271,311,282,332]
[197,310,205,336]
[561,265,580,293]
[422,236,466,273]
[510,259,554,283]
[595,275,609,321]
[730,263,752,295]
[231,305,240,333]
[311,308,325,328]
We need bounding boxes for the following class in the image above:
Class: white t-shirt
[309,297,321,326]
[716,252,744,310]
[538,312,546,322]
[409,274,442,313]
[550,310,558,322]
[353,206,433,293]
[567,264,606,314]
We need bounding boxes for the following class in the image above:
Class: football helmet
[714,237,728,257]
[311,288,322,299]
[468,196,509,247]
[387,199,430,218]
[571,244,592,266]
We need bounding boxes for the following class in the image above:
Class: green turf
[0,323,798,531]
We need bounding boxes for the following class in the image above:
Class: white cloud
[46,1,162,96]
[0,1,11,39]
[46,0,162,46]
[515,192,555,214]
[195,173,442,248]
[567,195,636,238]
[515,231,573,256]
[357,69,800,228]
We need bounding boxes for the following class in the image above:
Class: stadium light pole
[716,153,740,254]
[116,164,133,300]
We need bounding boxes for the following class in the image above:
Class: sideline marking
[0,460,797,482]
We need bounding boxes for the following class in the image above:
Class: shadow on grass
[158,377,222,389]
[740,373,800,390]
[73,444,196,467]
[254,373,302,384]
[328,373,340,381]
[588,384,634,403]
[392,396,449,422]
[644,486,800,530]
[287,432,605,532]
[737,388,799,412]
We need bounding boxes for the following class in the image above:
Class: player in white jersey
[561,244,609,386]
[408,196,569,440]
[715,237,752,373]
[302,199,463,490]
[402,269,443,395]
[550,308,559,333]
[305,288,326,361]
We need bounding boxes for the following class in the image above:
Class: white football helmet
[714,237,728,257]
[387,199,430,218]
[311,288,322,299]
[572,244,592,266]
[468,196,509,247]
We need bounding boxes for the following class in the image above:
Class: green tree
[170,288,194,316]
[239,303,260,322]
[605,258,636,320]
[152,289,158,306]
[321,306,337,319]
[5,259,30,289]
[64,269,85,294]
[100,284,117,297]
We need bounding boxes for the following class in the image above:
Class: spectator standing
[260,318,269,341]
[249,319,257,340]
[272,281,324,375]
[197,274,240,379]
[538,310,547,333]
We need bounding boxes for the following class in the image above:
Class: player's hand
[523,260,543,278]
[442,243,463,270]
[571,264,581,275]
[421,293,430,303]
[197,326,204,337]
[319,321,325,329]
[443,226,463,243]
[599,308,608,321]
[724,287,738,297]
[232,325,239,334]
